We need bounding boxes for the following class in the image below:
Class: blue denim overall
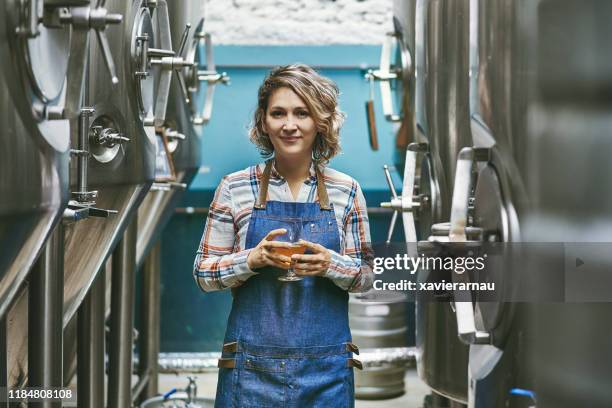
[215,161,360,408]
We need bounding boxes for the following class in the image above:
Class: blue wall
[192,45,400,191]
[158,45,411,353]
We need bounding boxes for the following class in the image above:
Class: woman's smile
[279,135,302,142]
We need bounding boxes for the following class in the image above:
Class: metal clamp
[71,107,97,205]
[135,34,150,78]
[143,0,195,127]
[165,128,185,141]
[189,21,230,125]
[380,143,430,244]
[447,147,492,345]
[367,31,412,122]
[58,1,123,85]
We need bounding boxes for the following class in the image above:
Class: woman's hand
[291,240,332,277]
[247,229,293,270]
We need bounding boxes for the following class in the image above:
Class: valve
[90,126,130,148]
[186,376,197,404]
[67,107,119,220]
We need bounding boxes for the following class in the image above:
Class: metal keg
[349,291,409,399]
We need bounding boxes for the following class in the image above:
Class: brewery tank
[415,0,472,403]
[5,0,177,388]
[136,0,209,268]
[0,0,73,320]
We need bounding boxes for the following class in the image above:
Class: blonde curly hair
[249,64,346,164]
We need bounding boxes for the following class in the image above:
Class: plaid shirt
[193,161,374,293]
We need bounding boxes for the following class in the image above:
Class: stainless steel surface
[0,0,71,320]
[403,0,471,402]
[6,0,156,392]
[435,147,491,346]
[350,292,408,400]
[137,241,162,403]
[28,225,64,408]
[350,292,409,349]
[136,0,208,268]
[158,353,221,373]
[355,347,416,401]
[355,365,406,400]
[77,267,105,408]
[108,220,138,408]
[61,0,158,329]
[461,1,535,406]
[525,1,612,406]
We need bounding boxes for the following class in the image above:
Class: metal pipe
[131,371,150,404]
[136,240,161,404]
[108,219,137,408]
[28,224,64,408]
[77,266,105,408]
[215,63,377,71]
[77,108,94,196]
[174,206,394,215]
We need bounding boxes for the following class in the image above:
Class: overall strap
[315,166,332,210]
[254,160,331,210]
[254,161,273,209]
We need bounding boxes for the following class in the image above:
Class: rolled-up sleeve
[324,181,374,293]
[193,176,257,292]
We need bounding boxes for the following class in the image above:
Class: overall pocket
[236,354,287,408]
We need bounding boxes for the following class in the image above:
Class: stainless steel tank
[0,0,73,320]
[415,0,472,403]
[450,1,535,406]
[5,0,186,389]
[525,1,612,406]
[374,0,471,403]
[136,0,228,268]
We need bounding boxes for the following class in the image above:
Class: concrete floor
[157,367,431,408]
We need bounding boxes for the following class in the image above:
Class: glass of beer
[274,224,305,282]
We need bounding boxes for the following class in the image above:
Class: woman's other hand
[247,229,293,270]
[291,239,331,277]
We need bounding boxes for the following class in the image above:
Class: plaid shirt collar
[267,159,318,184]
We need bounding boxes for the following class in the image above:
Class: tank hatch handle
[145,0,195,127]
[368,31,412,122]
[448,147,491,345]
[364,70,379,150]
[58,0,123,85]
[191,23,230,126]
[380,143,430,246]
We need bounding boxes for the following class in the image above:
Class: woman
[193,64,373,407]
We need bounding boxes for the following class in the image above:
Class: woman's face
[263,87,317,161]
